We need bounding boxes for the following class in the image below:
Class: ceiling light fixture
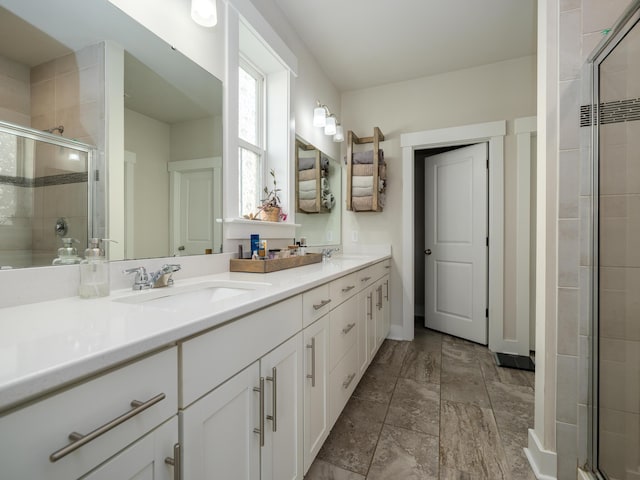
[191,0,217,27]
[313,100,343,142]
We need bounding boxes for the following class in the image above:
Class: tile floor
[306,322,536,480]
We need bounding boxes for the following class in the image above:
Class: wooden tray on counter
[230,253,322,273]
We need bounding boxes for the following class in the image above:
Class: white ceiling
[273,0,537,92]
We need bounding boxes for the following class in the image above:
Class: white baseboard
[524,428,557,480]
[578,468,596,480]
[388,324,407,341]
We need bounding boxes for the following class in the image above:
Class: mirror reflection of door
[169,158,222,256]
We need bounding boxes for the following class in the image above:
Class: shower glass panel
[594,6,640,479]
[0,121,93,268]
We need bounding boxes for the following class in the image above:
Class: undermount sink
[113,280,270,307]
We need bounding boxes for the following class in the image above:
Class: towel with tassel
[352,164,374,176]
[352,186,373,197]
[352,176,373,189]
[346,149,384,165]
[299,179,316,191]
[298,157,316,170]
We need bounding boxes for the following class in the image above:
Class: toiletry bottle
[79,238,110,298]
[251,234,260,255]
[52,238,81,265]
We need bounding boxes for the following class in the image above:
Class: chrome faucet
[321,248,339,259]
[124,264,181,290]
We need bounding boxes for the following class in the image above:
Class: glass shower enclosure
[0,120,94,268]
[590,3,640,479]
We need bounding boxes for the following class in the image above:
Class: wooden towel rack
[346,127,385,212]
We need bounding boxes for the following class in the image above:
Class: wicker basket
[257,206,281,222]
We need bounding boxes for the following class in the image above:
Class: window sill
[218,218,301,239]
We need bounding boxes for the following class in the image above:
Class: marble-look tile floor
[306,322,535,480]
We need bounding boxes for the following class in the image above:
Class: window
[238,59,264,217]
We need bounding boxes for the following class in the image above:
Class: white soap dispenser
[52,238,81,265]
[79,238,110,298]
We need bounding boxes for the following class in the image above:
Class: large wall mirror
[0,0,223,269]
[295,136,341,246]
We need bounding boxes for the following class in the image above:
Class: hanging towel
[379,178,386,192]
[298,168,317,181]
[299,179,316,192]
[352,176,373,189]
[352,164,374,176]
[298,157,316,170]
[320,154,330,170]
[299,199,319,212]
[378,164,387,180]
[322,191,335,210]
[299,188,317,200]
[352,186,373,197]
[352,149,384,165]
[352,196,373,211]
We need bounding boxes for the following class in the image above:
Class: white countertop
[0,253,389,412]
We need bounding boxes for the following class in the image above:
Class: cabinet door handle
[341,285,355,293]
[361,276,372,283]
[49,393,166,462]
[342,322,356,335]
[253,377,265,447]
[385,265,390,269]
[384,280,389,300]
[266,367,277,432]
[367,293,373,319]
[377,285,383,309]
[313,299,331,310]
[164,443,181,480]
[306,338,316,387]
[342,372,356,390]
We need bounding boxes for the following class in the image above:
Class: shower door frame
[0,119,97,256]
[588,2,640,477]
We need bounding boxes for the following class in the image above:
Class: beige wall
[124,108,170,258]
[341,55,537,336]
[0,54,30,126]
[170,115,222,161]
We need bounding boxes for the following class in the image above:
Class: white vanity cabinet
[0,347,178,480]
[179,297,304,480]
[303,314,329,473]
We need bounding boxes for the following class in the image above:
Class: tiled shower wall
[556,0,634,478]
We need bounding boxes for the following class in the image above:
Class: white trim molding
[400,120,506,346]
[525,428,557,480]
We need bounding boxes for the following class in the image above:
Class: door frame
[401,121,506,351]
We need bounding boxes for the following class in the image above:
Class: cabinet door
[261,334,304,480]
[83,418,177,480]
[181,362,260,480]
[382,276,391,338]
[356,289,370,376]
[303,315,329,473]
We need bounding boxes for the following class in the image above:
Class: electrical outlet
[351,230,358,242]
[326,230,333,242]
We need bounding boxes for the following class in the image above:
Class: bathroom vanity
[0,253,391,479]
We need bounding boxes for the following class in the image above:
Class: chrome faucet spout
[124,264,181,290]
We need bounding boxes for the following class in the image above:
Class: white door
[168,158,222,256]
[83,418,177,480]
[303,315,329,473]
[261,334,303,480]
[424,143,488,344]
[181,362,260,480]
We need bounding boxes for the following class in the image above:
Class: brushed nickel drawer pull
[385,265,390,269]
[49,392,166,462]
[306,338,316,387]
[361,276,372,282]
[253,377,265,447]
[164,443,181,480]
[342,323,356,335]
[342,373,356,390]
[384,280,389,300]
[266,367,277,432]
[313,299,331,310]
[377,285,383,309]
[367,293,373,319]
[341,285,355,293]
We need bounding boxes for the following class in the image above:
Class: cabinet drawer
[329,297,358,371]
[0,347,178,480]
[302,283,331,328]
[356,265,377,289]
[329,272,358,306]
[376,259,391,278]
[329,345,359,427]
[181,296,302,406]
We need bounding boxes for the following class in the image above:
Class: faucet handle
[161,263,181,274]
[123,266,149,289]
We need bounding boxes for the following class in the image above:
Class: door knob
[424,249,432,255]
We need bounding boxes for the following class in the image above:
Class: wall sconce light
[191,0,217,27]
[314,100,343,142]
